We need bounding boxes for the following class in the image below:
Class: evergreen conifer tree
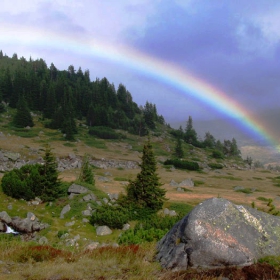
[184,116,198,144]
[40,144,61,201]
[174,137,184,158]
[13,95,34,127]
[79,154,95,185]
[125,137,166,212]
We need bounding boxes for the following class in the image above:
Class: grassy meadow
[1,111,280,279]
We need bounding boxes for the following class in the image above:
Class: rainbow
[0,23,279,152]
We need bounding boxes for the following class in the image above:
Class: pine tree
[184,116,197,144]
[125,137,166,212]
[13,95,34,127]
[174,137,184,158]
[79,154,95,185]
[40,144,61,201]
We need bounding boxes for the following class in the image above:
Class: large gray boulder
[157,198,280,271]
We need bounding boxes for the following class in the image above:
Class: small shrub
[118,214,184,245]
[164,159,200,171]
[89,126,126,139]
[208,163,224,169]
[90,205,129,229]
[257,197,270,202]
[212,150,224,159]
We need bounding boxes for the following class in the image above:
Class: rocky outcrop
[0,211,49,234]
[0,148,139,172]
[157,198,280,271]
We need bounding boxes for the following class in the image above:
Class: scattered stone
[169,210,177,217]
[108,193,119,201]
[86,242,99,251]
[60,204,71,219]
[170,180,178,187]
[179,178,194,187]
[98,176,110,182]
[157,197,280,271]
[65,221,75,227]
[96,226,112,236]
[103,198,109,204]
[82,218,89,223]
[83,193,97,202]
[96,201,102,206]
[39,236,48,245]
[122,223,130,231]
[234,186,244,191]
[68,184,89,194]
[82,210,92,216]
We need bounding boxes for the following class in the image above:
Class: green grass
[211,175,242,181]
[114,177,129,181]
[63,142,76,147]
[167,202,193,215]
[257,197,270,202]
[84,138,107,149]
[193,180,204,186]
[253,177,263,180]
[234,188,254,194]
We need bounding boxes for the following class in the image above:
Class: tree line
[171,116,241,158]
[0,51,165,139]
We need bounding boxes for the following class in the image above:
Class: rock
[83,193,97,202]
[170,180,178,187]
[98,176,110,182]
[169,210,177,217]
[39,236,48,245]
[68,184,89,194]
[86,242,99,251]
[0,222,7,232]
[103,198,109,204]
[60,204,71,219]
[179,178,194,187]
[82,218,89,223]
[0,211,12,224]
[234,186,244,191]
[96,226,112,236]
[65,221,75,227]
[96,201,102,206]
[5,152,20,161]
[108,193,119,201]
[82,210,92,216]
[122,223,130,231]
[11,212,47,233]
[157,198,280,271]
[164,208,170,215]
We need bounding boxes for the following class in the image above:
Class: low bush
[118,214,184,245]
[90,205,129,229]
[208,163,224,169]
[212,150,224,159]
[89,126,126,139]
[164,159,200,171]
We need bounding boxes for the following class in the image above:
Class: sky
[0,0,280,152]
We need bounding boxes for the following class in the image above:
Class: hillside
[1,53,280,279]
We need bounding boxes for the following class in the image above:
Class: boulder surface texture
[157,198,280,271]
